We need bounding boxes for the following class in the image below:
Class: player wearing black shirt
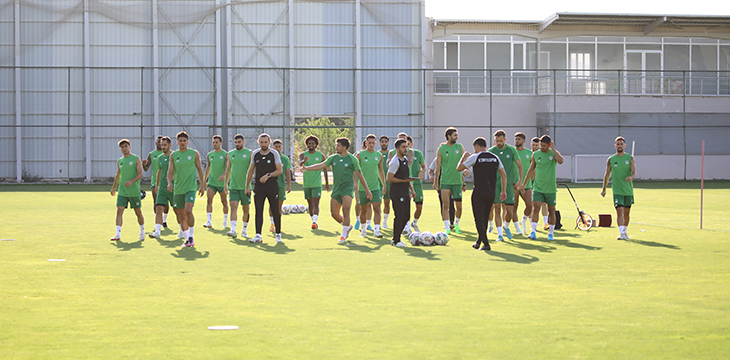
[245,134,283,243]
[458,137,507,251]
[387,139,416,247]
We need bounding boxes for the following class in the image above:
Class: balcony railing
[434,70,730,96]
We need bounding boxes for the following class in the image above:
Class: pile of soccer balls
[282,204,308,215]
[407,230,449,246]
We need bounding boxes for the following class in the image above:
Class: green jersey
[488,144,520,184]
[532,149,557,194]
[515,148,533,180]
[325,153,361,194]
[301,150,325,188]
[409,149,424,185]
[206,149,228,188]
[609,153,634,196]
[438,142,464,185]
[379,149,390,182]
[228,147,252,190]
[171,149,198,195]
[278,154,291,190]
[156,152,172,190]
[117,154,141,197]
[357,150,382,191]
[148,149,163,186]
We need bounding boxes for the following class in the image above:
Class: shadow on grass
[624,238,681,250]
[485,250,539,264]
[340,241,386,253]
[312,228,340,237]
[110,240,144,251]
[280,232,303,240]
[504,239,557,253]
[204,227,230,236]
[155,236,184,248]
[171,248,210,261]
[534,238,602,251]
[403,247,441,261]
[229,237,296,254]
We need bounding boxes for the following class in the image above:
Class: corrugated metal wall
[1,0,427,181]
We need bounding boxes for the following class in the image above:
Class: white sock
[543,215,549,224]
[619,225,626,234]
[497,226,503,236]
[549,225,555,235]
[488,220,493,228]
[189,226,194,237]
[179,224,183,233]
[183,230,189,239]
[243,222,248,230]
[413,218,419,225]
[374,224,380,231]
[522,214,529,222]
[531,222,538,233]
[115,225,121,236]
[366,220,371,227]
[223,214,228,223]
[444,220,450,228]
[163,213,168,222]
[155,223,161,233]
[312,215,318,223]
[384,213,389,223]
[342,225,349,237]
[270,216,275,225]
[139,224,144,235]
[455,217,460,226]
[207,213,212,222]
[231,220,237,232]
[514,221,521,231]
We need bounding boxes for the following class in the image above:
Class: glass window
[664,37,690,44]
[526,43,537,69]
[597,36,624,43]
[541,43,566,69]
[434,42,445,69]
[692,45,718,71]
[665,45,690,71]
[626,37,661,43]
[514,43,524,70]
[597,44,622,70]
[568,36,595,42]
[446,42,458,70]
[460,42,484,70]
[487,43,510,69]
[626,44,661,50]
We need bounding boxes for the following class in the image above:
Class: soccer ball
[408,232,421,246]
[293,205,301,214]
[434,231,449,245]
[298,204,306,213]
[419,231,435,246]
[281,205,291,215]
[140,189,146,200]
[304,205,309,212]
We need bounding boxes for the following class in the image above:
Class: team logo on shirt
[506,154,510,158]
[267,160,271,164]
[243,154,247,158]
[344,163,349,167]
[129,161,133,165]
[455,150,460,154]
[549,156,553,160]
[189,196,194,201]
[187,156,192,160]
[625,160,629,165]
[220,156,224,159]
[375,156,379,161]
[315,157,320,161]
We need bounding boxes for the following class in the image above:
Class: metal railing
[434,70,730,96]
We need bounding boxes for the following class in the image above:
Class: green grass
[1,181,729,359]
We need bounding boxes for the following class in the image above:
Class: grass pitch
[1,181,729,359]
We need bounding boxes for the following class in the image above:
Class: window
[570,52,591,78]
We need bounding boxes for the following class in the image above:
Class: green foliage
[294,117,355,159]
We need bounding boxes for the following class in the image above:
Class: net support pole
[83,0,92,183]
[700,140,705,229]
[14,0,21,183]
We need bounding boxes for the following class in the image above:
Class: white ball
[419,231,435,246]
[304,205,309,212]
[282,205,291,215]
[408,232,421,246]
[434,231,449,245]
[298,204,306,213]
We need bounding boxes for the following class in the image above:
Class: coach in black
[457,137,507,251]
[245,133,283,243]
[387,139,416,247]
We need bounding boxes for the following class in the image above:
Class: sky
[425,0,730,20]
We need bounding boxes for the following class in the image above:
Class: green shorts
[332,188,354,205]
[440,183,462,200]
[279,187,287,201]
[304,186,322,200]
[173,191,197,209]
[412,182,424,204]
[117,195,142,209]
[533,191,556,206]
[613,194,634,208]
[358,189,383,205]
[229,189,251,205]
[495,182,515,205]
[207,185,224,194]
[155,189,173,207]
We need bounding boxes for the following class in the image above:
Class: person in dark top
[387,139,416,247]
[245,133,283,244]
[457,137,507,251]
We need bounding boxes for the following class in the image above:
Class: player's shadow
[504,239,557,253]
[171,248,210,261]
[624,238,680,250]
[535,238,602,251]
[160,227,174,235]
[111,240,144,251]
[155,236,184,248]
[551,230,583,238]
[254,242,296,255]
[312,228,339,237]
[204,227,229,236]
[340,241,384,253]
[280,233,303,241]
[403,247,441,261]
[485,250,539,264]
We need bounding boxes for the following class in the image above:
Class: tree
[294,117,355,159]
